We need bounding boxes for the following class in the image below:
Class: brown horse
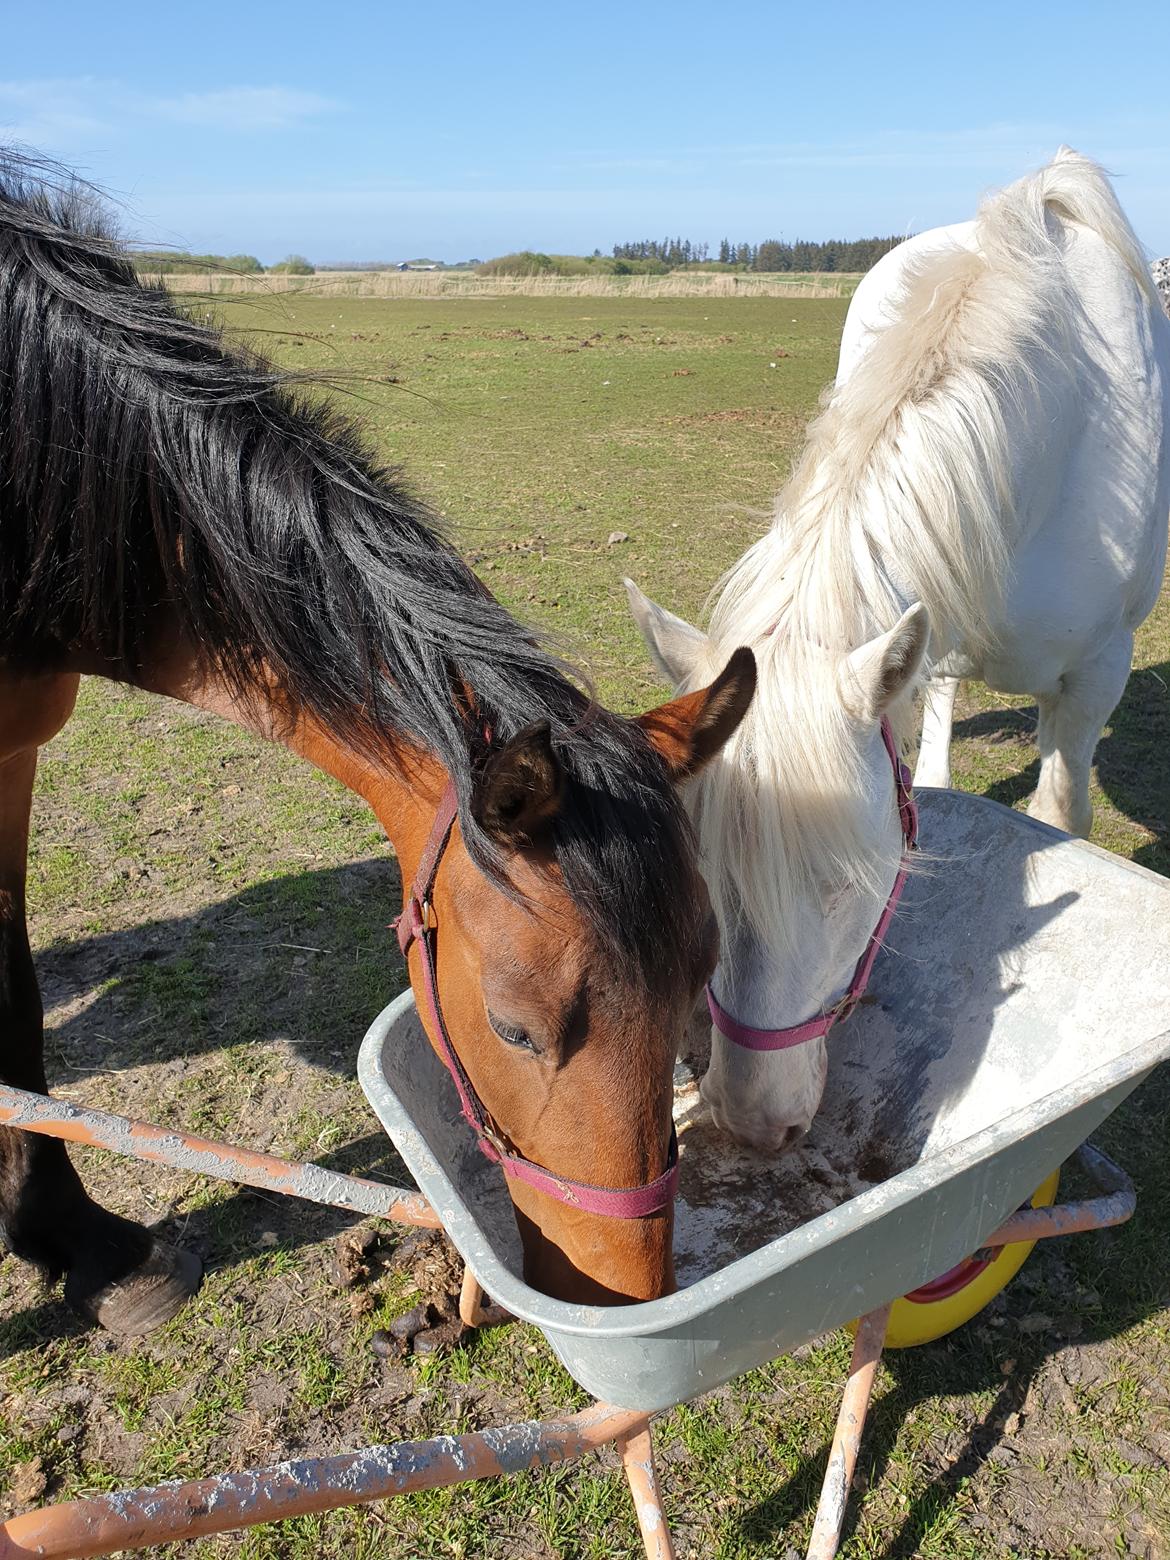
[0,158,755,1328]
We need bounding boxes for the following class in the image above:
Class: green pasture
[2,293,1167,1558]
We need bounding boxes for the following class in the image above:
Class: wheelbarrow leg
[457,1267,514,1330]
[459,1268,489,1327]
[806,1304,891,1560]
[618,1419,675,1560]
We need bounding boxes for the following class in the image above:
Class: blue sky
[3,1,1167,263]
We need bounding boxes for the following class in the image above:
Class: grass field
[2,293,1168,1559]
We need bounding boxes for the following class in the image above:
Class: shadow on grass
[38,855,405,1083]
[736,1057,1170,1557]
[0,1288,91,1359]
[0,856,425,1338]
[950,702,1040,811]
[739,1356,1040,1558]
[951,659,1170,874]
[1096,659,1170,874]
[150,1130,424,1290]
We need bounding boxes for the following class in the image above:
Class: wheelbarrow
[1,789,1167,1557]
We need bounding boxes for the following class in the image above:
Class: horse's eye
[487,1009,537,1053]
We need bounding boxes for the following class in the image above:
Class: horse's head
[627,579,928,1154]
[401,650,756,1304]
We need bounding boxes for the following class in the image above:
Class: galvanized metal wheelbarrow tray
[1,789,1167,1559]
[359,788,1170,1415]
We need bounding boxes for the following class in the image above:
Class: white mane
[691,148,1154,943]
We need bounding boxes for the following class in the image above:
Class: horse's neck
[291,716,444,887]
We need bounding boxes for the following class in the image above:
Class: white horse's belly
[968,524,1167,694]
[980,509,1168,695]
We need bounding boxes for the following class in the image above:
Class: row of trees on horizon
[133,235,908,277]
[611,235,906,272]
[134,251,316,275]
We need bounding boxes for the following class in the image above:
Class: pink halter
[705,716,918,1052]
[395,781,679,1218]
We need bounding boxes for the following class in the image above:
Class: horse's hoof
[66,1239,203,1335]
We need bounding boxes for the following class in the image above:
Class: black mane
[0,154,699,990]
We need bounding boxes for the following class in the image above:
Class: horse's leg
[914,675,959,789]
[1028,631,1134,838]
[0,677,201,1332]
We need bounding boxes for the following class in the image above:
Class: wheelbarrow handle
[0,1083,441,1229]
[982,1142,1135,1246]
[0,1401,653,1558]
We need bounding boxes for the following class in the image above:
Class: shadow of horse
[37,855,405,1081]
[2,857,419,1356]
[1096,659,1170,873]
[737,1348,1041,1557]
[728,767,1170,1555]
[951,659,1170,874]
[735,1041,1170,1556]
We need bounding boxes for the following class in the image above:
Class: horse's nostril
[775,1123,810,1153]
[748,1122,809,1154]
[699,1077,811,1155]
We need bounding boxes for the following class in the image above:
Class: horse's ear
[624,578,710,689]
[637,647,756,782]
[838,603,930,721]
[471,721,565,842]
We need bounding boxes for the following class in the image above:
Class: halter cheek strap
[706,716,918,1053]
[395,781,679,1219]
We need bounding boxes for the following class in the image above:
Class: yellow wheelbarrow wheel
[854,1167,1061,1349]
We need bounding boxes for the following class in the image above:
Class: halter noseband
[705,716,918,1052]
[394,781,679,1218]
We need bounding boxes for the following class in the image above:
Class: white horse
[628,149,1170,1152]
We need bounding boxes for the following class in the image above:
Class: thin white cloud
[0,77,114,148]
[4,92,1167,255]
[578,119,1170,178]
[0,77,336,146]
[146,86,338,131]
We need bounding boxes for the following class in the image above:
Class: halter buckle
[394,894,436,957]
[830,991,860,1026]
[479,1115,511,1162]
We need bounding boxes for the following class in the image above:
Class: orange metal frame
[0,1402,668,1559]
